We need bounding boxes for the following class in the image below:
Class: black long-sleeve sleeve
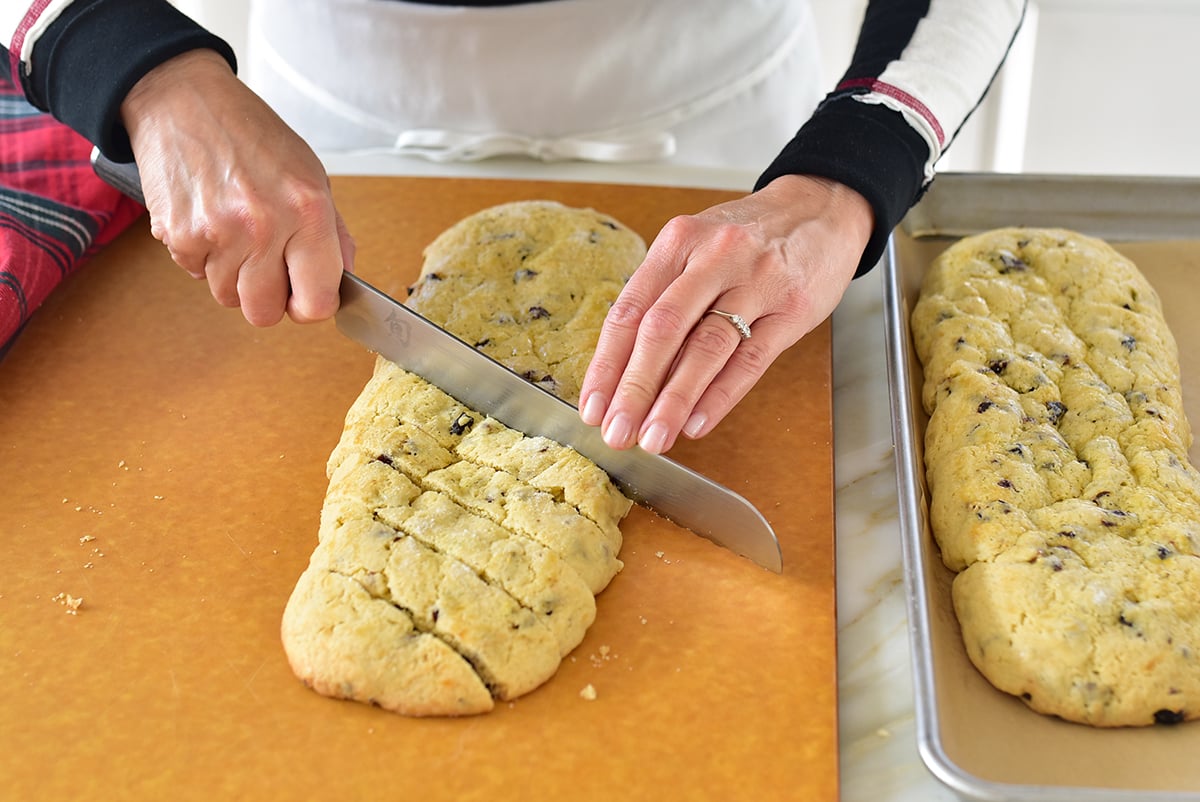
[4,0,236,162]
[757,0,1027,275]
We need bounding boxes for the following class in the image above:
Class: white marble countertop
[319,152,953,802]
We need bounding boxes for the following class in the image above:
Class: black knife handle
[90,147,146,205]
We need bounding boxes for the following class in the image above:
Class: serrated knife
[91,149,782,572]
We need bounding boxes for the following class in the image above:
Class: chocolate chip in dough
[996,251,1029,273]
[1154,709,1186,725]
[1046,400,1068,426]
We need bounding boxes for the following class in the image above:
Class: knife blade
[91,148,783,572]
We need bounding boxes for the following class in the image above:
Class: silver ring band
[707,309,752,340]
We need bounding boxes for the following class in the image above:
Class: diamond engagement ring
[706,309,752,341]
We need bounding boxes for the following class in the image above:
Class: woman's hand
[120,49,354,326]
[579,174,873,453]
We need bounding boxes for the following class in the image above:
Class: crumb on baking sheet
[579,683,597,701]
[79,535,95,545]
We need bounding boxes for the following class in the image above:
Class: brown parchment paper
[893,230,1200,795]
[0,177,837,802]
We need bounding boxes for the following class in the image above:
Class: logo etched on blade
[383,308,410,345]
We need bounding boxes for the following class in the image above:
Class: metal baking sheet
[884,172,1200,801]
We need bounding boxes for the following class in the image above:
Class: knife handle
[91,147,146,205]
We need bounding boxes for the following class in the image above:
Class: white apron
[243,0,823,171]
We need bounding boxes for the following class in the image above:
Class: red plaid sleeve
[0,70,145,356]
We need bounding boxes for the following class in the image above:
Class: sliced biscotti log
[912,227,1200,727]
[283,201,641,717]
[283,372,629,715]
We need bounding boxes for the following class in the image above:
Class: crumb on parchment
[579,683,598,701]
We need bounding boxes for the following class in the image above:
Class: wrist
[121,49,237,139]
[762,173,875,256]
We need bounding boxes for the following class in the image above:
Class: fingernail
[580,392,606,426]
[682,411,708,439]
[640,421,669,454]
[603,413,635,449]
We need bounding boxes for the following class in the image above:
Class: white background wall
[171,0,1200,178]
[1018,0,1200,176]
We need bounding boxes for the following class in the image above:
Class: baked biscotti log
[911,227,1200,727]
[407,199,647,406]
[281,202,641,716]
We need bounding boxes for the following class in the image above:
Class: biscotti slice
[455,417,632,538]
[281,566,494,716]
[397,490,597,655]
[912,227,1200,727]
[423,459,622,593]
[340,359,482,452]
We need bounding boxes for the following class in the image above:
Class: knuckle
[226,205,275,254]
[690,323,736,356]
[582,351,622,381]
[657,214,696,242]
[244,303,284,328]
[296,292,339,322]
[654,382,700,414]
[704,382,738,412]
[708,222,750,252]
[283,180,332,224]
[214,289,240,308]
[148,216,169,244]
[638,303,690,341]
[771,287,814,324]
[732,340,772,375]
[615,374,661,406]
[603,297,646,330]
